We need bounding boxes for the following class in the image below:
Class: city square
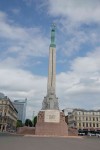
[0,133,100,150]
[0,0,100,150]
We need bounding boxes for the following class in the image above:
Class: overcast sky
[0,0,100,119]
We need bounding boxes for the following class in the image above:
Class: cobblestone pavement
[0,133,100,150]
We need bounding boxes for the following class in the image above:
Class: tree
[25,119,33,127]
[16,120,23,128]
[33,116,37,127]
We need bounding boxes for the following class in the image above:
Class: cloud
[62,29,88,56]
[56,20,100,57]
[0,11,49,118]
[0,66,47,118]
[71,47,100,74]
[0,67,47,96]
[0,4,100,119]
[0,11,49,67]
[23,0,35,6]
[56,47,100,110]
[46,0,100,23]
[11,8,20,15]
[39,0,100,56]
[0,47,100,118]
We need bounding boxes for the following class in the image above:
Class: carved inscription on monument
[44,110,60,123]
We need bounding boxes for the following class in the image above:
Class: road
[0,133,100,150]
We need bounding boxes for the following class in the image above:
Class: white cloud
[40,0,100,56]
[71,47,100,74]
[0,67,47,94]
[47,0,100,23]
[0,11,49,61]
[63,30,88,56]
[71,57,98,73]
[0,66,47,118]
[0,4,100,119]
[23,0,32,5]
[0,47,100,118]
[55,17,100,56]
[0,11,49,119]
[56,47,100,109]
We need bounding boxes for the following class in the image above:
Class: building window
[75,117,77,120]
[0,112,2,116]
[95,112,97,115]
[74,122,77,126]
[90,123,91,127]
[83,123,84,127]
[86,123,88,127]
[93,123,95,127]
[86,117,88,121]
[97,124,99,127]
[77,112,80,115]
[96,118,98,121]
[93,117,95,121]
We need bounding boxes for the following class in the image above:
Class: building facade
[68,109,100,131]
[0,95,18,131]
[13,99,27,123]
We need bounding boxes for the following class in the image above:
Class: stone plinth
[35,110,68,136]
[17,126,35,135]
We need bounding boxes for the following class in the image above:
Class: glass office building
[13,99,27,123]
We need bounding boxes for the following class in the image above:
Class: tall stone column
[42,24,59,110]
[35,25,68,136]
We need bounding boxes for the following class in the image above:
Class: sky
[0,0,100,119]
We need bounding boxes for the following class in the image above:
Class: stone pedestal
[35,110,68,136]
[17,126,35,135]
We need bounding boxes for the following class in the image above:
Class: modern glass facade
[13,99,27,123]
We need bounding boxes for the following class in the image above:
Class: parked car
[78,132,85,136]
[88,132,95,136]
[96,133,100,137]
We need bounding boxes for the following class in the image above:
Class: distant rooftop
[14,99,27,103]
[73,108,100,112]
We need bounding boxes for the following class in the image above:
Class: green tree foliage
[33,116,37,127]
[25,119,33,127]
[16,120,23,127]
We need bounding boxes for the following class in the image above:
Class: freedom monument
[35,25,68,136]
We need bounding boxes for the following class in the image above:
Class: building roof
[73,108,100,112]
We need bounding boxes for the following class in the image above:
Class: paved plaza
[0,133,100,150]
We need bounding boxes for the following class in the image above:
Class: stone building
[68,109,100,131]
[0,95,18,131]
